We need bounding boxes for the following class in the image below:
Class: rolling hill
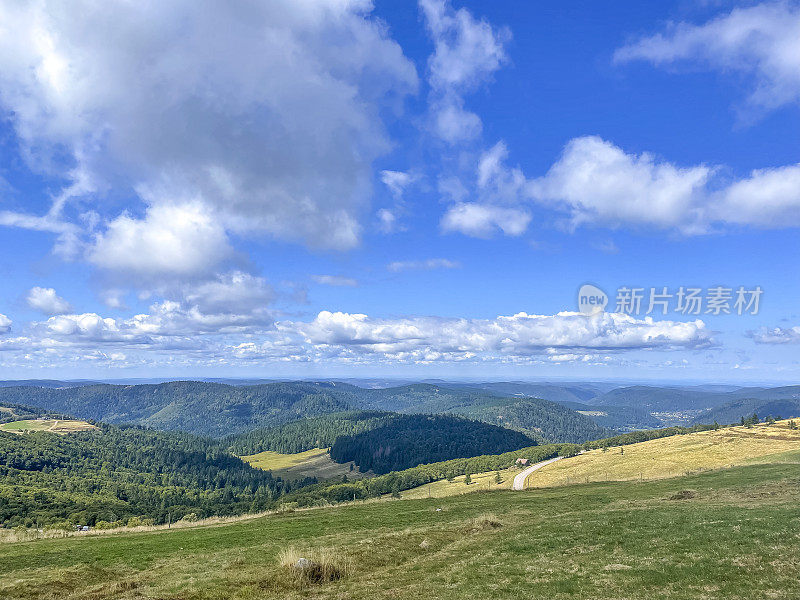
[328,414,535,474]
[0,381,609,443]
[693,398,800,425]
[1,451,797,599]
[0,423,292,528]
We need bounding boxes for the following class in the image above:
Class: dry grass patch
[525,421,800,488]
[276,546,352,585]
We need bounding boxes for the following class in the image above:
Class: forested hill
[0,381,610,443]
[693,398,800,426]
[349,384,610,443]
[226,411,394,455]
[0,381,358,437]
[0,424,302,528]
[328,414,536,474]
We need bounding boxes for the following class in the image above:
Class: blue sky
[0,0,798,382]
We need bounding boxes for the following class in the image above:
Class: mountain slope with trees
[328,414,535,474]
[0,424,297,528]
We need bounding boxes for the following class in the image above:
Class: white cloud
[0,0,417,277]
[748,326,800,344]
[528,136,713,233]
[467,135,800,234]
[26,287,71,314]
[420,0,509,143]
[312,275,359,287]
[380,170,416,199]
[421,0,509,93]
[287,310,712,359]
[376,208,400,234]
[718,163,800,227]
[183,271,274,314]
[387,258,461,272]
[87,202,233,278]
[0,314,11,333]
[615,2,800,112]
[441,203,530,237]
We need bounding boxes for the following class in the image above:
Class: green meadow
[1,461,798,600]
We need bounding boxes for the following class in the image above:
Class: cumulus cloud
[450,136,800,235]
[4,302,712,369]
[286,310,712,360]
[312,275,359,287]
[87,202,233,278]
[26,287,71,315]
[615,2,800,112]
[420,0,509,143]
[748,326,800,344]
[387,258,461,272]
[0,314,11,333]
[528,136,713,233]
[0,0,417,278]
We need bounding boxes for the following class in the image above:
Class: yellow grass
[525,420,800,488]
[0,419,97,434]
[390,467,519,499]
[241,448,371,482]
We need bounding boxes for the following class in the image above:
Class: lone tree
[464,472,472,485]
[495,471,502,485]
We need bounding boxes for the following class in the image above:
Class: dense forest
[329,414,535,474]
[0,382,357,437]
[0,381,617,443]
[226,411,394,455]
[0,403,69,424]
[0,424,303,528]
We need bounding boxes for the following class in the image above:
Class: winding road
[512,456,564,490]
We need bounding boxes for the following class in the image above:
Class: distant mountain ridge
[0,381,607,442]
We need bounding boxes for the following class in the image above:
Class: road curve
[512,456,564,490]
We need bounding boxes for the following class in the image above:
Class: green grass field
[241,448,370,481]
[0,419,97,434]
[1,459,798,599]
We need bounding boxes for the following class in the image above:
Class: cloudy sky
[0,0,798,382]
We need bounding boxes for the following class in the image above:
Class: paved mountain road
[512,456,564,490]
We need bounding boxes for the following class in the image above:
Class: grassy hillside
[523,420,800,489]
[1,462,798,599]
[241,448,368,482]
[0,419,97,434]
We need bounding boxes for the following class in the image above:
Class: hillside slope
[329,414,535,474]
[0,382,358,437]
[523,419,800,489]
[694,398,800,425]
[350,384,608,442]
[1,462,797,599]
[0,424,293,527]
[0,381,608,442]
